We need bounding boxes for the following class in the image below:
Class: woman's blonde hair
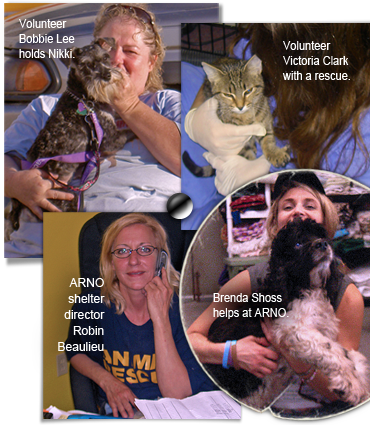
[93,3,165,92]
[100,213,179,314]
[266,182,339,240]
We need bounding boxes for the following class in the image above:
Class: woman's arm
[108,71,181,176]
[5,154,74,219]
[187,269,279,377]
[119,101,181,176]
[70,353,136,418]
[5,96,74,218]
[145,269,192,399]
[336,283,364,350]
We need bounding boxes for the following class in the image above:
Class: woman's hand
[203,153,271,196]
[236,334,279,378]
[5,156,74,220]
[144,268,173,325]
[143,269,193,399]
[185,97,267,157]
[260,318,276,347]
[99,373,137,418]
[107,67,140,115]
[106,69,181,176]
[70,353,137,418]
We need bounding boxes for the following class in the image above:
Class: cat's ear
[246,55,262,74]
[202,62,225,83]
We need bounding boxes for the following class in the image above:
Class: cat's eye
[243,88,253,96]
[222,93,235,99]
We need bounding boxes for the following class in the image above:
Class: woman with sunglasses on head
[187,171,365,417]
[66,213,214,418]
[5,4,181,257]
[92,4,180,176]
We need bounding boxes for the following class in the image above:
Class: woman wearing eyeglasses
[65,213,214,418]
[5,4,181,257]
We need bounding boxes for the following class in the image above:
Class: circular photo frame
[180,169,370,419]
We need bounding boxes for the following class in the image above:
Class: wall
[181,208,227,298]
[43,212,97,411]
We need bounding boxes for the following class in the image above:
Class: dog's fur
[206,219,370,411]
[9,40,135,231]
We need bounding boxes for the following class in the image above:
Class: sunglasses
[103,4,154,28]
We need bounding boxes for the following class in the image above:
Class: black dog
[205,219,369,410]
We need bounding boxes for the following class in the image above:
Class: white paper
[45,405,99,419]
[135,390,241,419]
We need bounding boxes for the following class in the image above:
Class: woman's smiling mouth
[127,271,146,276]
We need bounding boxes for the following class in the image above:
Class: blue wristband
[222,341,232,369]
[230,340,237,368]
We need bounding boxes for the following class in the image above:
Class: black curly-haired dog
[9,39,134,231]
[205,218,370,410]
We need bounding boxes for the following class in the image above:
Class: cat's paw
[243,149,257,161]
[268,146,291,167]
[238,139,257,160]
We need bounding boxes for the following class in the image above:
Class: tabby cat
[183,55,290,177]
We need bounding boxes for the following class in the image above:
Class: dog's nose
[315,241,328,251]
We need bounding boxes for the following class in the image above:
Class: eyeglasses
[111,245,158,259]
[103,4,154,28]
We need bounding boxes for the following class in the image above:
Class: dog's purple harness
[21,90,104,210]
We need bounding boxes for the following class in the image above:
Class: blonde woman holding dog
[187,171,365,417]
[5,4,181,257]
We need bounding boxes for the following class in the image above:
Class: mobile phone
[155,250,168,277]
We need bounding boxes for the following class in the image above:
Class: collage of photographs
[2,2,370,423]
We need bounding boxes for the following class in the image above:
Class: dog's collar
[65,88,104,152]
[66,88,95,115]
[66,87,86,104]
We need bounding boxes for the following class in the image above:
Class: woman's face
[277,187,324,231]
[98,18,156,95]
[112,224,158,293]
